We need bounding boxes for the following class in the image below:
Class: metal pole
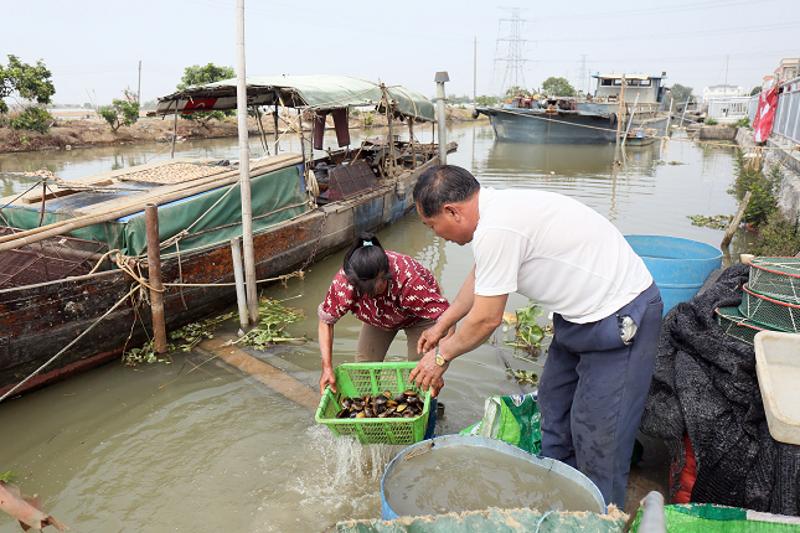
[236,0,259,324]
[145,204,168,353]
[679,95,690,128]
[137,60,142,106]
[434,71,449,165]
[473,37,477,103]
[230,237,249,331]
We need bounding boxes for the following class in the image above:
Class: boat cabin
[592,73,667,104]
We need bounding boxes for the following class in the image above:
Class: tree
[504,86,528,98]
[0,55,55,114]
[0,55,55,132]
[177,63,235,127]
[541,77,576,97]
[668,84,693,107]
[750,85,762,96]
[475,95,500,107]
[98,90,140,132]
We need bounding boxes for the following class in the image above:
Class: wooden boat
[0,75,454,398]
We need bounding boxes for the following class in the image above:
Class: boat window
[628,80,640,86]
[613,79,622,86]
[639,79,652,87]
[601,79,613,86]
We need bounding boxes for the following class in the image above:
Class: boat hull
[479,108,667,144]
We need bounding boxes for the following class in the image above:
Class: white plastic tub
[754,331,800,445]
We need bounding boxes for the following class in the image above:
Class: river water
[0,123,738,532]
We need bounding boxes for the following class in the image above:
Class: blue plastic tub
[380,435,605,520]
[625,235,722,315]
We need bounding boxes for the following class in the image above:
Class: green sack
[632,504,800,533]
[459,392,542,454]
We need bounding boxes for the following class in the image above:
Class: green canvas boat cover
[2,163,309,257]
[155,74,435,122]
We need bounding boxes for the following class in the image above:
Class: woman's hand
[417,322,449,354]
[319,368,337,395]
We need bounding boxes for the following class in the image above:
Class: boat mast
[235,0,259,324]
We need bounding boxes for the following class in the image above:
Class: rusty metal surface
[324,161,378,201]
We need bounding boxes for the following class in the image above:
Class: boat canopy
[155,74,435,122]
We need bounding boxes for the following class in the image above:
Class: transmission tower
[494,8,530,94]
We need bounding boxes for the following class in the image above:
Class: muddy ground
[0,107,485,153]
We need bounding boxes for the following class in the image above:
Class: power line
[494,7,530,93]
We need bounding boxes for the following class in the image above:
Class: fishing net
[715,306,767,345]
[740,284,800,332]
[748,257,800,303]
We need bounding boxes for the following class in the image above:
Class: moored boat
[0,75,455,398]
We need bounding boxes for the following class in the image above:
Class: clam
[403,390,418,397]
[396,403,408,413]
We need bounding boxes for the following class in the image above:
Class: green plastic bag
[459,392,542,454]
[631,504,800,532]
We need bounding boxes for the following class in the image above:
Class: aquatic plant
[504,302,548,356]
[0,471,15,483]
[506,368,539,386]
[234,297,306,350]
[688,214,733,229]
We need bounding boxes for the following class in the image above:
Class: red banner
[753,83,779,143]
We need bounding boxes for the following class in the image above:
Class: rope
[534,510,555,533]
[0,283,141,403]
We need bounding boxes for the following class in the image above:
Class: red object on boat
[672,433,697,503]
[753,83,779,143]
[182,98,218,113]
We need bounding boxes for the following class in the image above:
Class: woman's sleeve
[399,266,450,321]
[317,272,355,325]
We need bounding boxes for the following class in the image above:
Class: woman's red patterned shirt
[317,251,449,330]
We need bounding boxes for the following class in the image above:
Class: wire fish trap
[715,306,767,345]
[748,257,800,303]
[740,283,800,332]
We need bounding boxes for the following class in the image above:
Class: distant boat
[476,73,670,144]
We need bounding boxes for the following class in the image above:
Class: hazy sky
[3,0,798,105]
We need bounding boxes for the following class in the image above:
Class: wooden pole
[273,104,280,154]
[408,118,416,169]
[621,93,640,148]
[235,0,259,324]
[679,95,690,128]
[230,237,249,331]
[383,85,395,176]
[664,97,674,136]
[170,108,178,159]
[145,204,168,354]
[255,105,269,155]
[721,190,752,249]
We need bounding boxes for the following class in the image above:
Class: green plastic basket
[315,362,431,445]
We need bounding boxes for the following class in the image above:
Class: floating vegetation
[122,311,236,367]
[688,214,734,230]
[506,368,539,386]
[503,302,549,357]
[0,471,16,483]
[233,297,306,350]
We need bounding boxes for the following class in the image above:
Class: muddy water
[0,124,738,531]
[383,445,601,516]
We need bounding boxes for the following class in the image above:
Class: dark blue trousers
[538,283,663,507]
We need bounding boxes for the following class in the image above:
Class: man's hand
[417,322,449,354]
[319,368,336,395]
[431,376,445,398]
[410,349,447,392]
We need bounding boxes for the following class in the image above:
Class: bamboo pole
[679,95,690,128]
[230,236,249,331]
[273,104,280,154]
[721,190,752,249]
[235,0,259,324]
[408,118,416,169]
[145,204,168,353]
[0,155,301,252]
[255,105,269,155]
[664,97,674,135]
[170,108,178,159]
[621,93,640,148]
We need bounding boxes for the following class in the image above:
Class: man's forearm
[439,312,500,361]
[437,266,476,329]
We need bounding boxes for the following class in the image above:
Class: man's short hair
[413,165,480,217]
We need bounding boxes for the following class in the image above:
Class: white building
[702,84,747,104]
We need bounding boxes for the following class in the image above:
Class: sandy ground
[0,107,486,153]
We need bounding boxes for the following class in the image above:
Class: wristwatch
[434,346,449,367]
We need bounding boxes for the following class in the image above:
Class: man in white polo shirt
[409,164,663,507]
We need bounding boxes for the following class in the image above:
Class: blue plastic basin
[625,235,722,315]
[380,435,606,520]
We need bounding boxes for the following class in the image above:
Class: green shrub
[748,211,800,256]
[99,98,139,132]
[730,154,782,226]
[735,117,750,128]
[705,117,718,126]
[9,106,53,133]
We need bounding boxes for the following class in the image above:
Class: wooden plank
[199,335,319,411]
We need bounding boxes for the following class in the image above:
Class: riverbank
[0,107,486,154]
